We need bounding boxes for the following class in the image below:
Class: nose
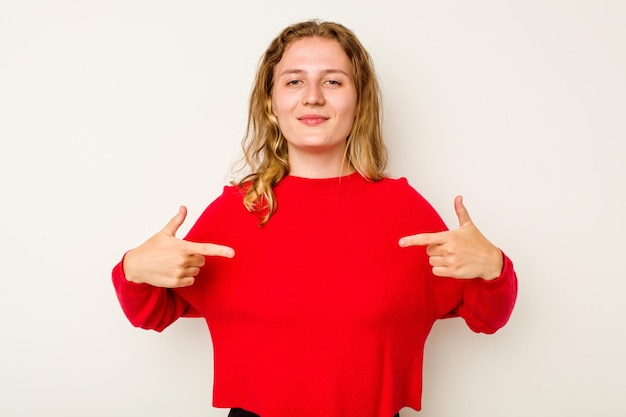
[302,82,325,106]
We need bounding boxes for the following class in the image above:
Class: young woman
[112,20,517,417]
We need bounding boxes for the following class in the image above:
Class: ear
[265,98,274,115]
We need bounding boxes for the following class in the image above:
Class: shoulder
[200,183,247,216]
[369,176,429,204]
[183,184,250,242]
[367,176,447,232]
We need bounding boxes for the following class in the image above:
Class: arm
[112,258,194,331]
[430,253,517,334]
[400,195,518,333]
[111,206,234,331]
[455,253,517,333]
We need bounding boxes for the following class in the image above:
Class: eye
[287,80,302,86]
[324,79,342,86]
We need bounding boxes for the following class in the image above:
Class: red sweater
[112,172,517,417]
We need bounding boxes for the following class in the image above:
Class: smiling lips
[298,114,328,126]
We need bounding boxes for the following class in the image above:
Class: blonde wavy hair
[237,19,388,225]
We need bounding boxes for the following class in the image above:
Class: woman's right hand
[122,206,235,288]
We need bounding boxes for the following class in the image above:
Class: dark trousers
[228,408,400,417]
[228,409,260,417]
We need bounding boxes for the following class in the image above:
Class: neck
[287,144,355,179]
[288,155,355,179]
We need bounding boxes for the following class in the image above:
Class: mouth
[297,114,329,127]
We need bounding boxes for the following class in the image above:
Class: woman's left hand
[398,196,503,281]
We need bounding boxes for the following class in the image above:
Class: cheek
[270,97,292,131]
[339,97,358,122]
[271,92,291,119]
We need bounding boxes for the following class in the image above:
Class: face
[271,37,357,171]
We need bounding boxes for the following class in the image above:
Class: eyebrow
[278,69,351,77]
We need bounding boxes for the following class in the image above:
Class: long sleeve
[432,252,518,334]
[110,189,238,332]
[399,179,518,335]
[111,255,199,332]
[459,253,517,333]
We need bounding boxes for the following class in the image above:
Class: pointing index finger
[399,231,449,248]
[182,240,235,258]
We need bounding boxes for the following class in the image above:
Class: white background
[1,1,624,416]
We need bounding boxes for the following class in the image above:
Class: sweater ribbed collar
[276,171,365,195]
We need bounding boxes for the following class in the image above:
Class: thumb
[454,195,473,227]
[161,206,187,237]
